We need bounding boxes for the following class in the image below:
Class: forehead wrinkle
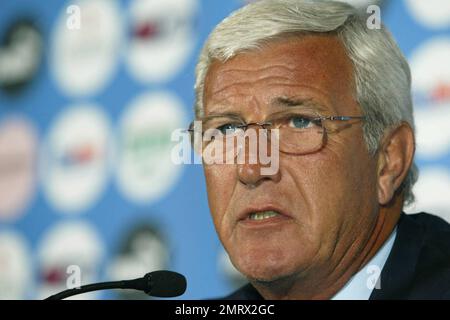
[206,93,250,114]
[206,95,264,119]
[210,76,298,97]
[204,36,357,118]
[209,64,297,94]
[215,63,298,78]
[207,83,337,116]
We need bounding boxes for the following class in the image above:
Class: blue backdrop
[0,0,449,299]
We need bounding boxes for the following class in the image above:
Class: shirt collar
[331,227,397,300]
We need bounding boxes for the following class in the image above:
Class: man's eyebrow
[202,111,243,120]
[272,97,327,111]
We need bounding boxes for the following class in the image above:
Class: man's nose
[236,128,281,188]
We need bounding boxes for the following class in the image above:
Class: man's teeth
[249,210,280,220]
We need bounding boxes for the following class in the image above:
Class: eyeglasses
[187,107,365,158]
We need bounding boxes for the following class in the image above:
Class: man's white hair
[194,0,418,205]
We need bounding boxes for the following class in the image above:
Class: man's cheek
[204,166,235,213]
[292,156,349,211]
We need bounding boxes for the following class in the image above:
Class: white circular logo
[409,37,450,159]
[106,222,169,298]
[37,220,104,299]
[405,0,450,29]
[0,117,37,222]
[414,107,450,159]
[404,168,450,223]
[51,0,123,96]
[125,0,198,83]
[116,91,186,203]
[0,19,43,94]
[41,105,112,213]
[0,231,32,299]
[410,38,450,102]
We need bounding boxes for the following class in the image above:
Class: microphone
[44,270,187,300]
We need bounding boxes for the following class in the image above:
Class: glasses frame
[186,110,366,155]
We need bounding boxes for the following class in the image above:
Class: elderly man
[190,0,450,299]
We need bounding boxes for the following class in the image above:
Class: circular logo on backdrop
[116,91,185,204]
[37,220,104,299]
[404,168,450,223]
[414,107,450,159]
[126,0,198,83]
[409,37,450,159]
[107,220,170,299]
[0,231,32,299]
[0,18,43,95]
[51,0,122,96]
[40,105,112,213]
[0,117,37,222]
[405,0,450,29]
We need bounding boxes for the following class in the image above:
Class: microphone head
[144,270,187,297]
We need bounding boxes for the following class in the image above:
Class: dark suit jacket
[222,212,450,299]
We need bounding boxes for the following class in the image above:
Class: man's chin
[246,273,290,284]
[235,260,298,284]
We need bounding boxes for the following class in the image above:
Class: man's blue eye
[289,116,313,129]
[217,123,240,134]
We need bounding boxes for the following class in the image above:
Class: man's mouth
[237,206,291,228]
[248,210,281,221]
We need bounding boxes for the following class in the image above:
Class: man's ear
[376,122,415,205]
